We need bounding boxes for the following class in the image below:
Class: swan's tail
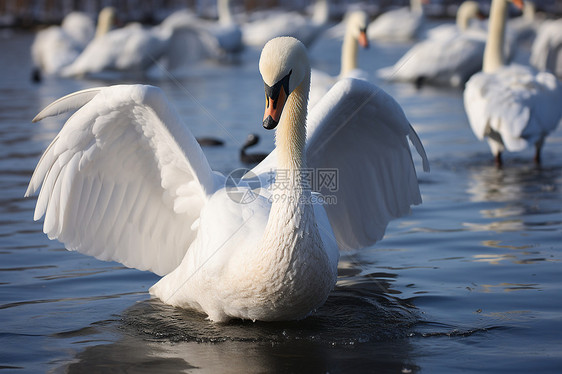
[33,87,102,122]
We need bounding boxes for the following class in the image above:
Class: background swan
[507,0,540,43]
[26,37,428,322]
[159,0,243,61]
[309,10,369,107]
[463,0,562,166]
[60,21,171,78]
[368,0,425,42]
[242,0,330,48]
[424,1,485,41]
[31,11,95,79]
[530,18,562,78]
[378,1,487,88]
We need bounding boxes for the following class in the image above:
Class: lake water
[1,23,561,373]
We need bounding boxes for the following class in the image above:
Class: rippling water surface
[1,25,561,373]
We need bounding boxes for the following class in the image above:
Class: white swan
[463,0,562,166]
[31,11,95,78]
[31,8,117,80]
[26,37,429,322]
[424,1,485,41]
[507,0,539,43]
[378,1,487,88]
[242,0,330,48]
[63,1,242,78]
[60,19,171,78]
[530,18,562,79]
[160,0,243,58]
[309,10,369,108]
[367,0,424,42]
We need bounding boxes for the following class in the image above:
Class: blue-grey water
[1,22,562,373]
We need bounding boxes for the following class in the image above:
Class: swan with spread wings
[27,37,428,322]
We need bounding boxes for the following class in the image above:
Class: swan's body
[242,0,330,48]
[463,0,562,166]
[379,1,486,87]
[31,12,95,77]
[368,0,424,42]
[27,37,428,322]
[309,10,369,107]
[530,18,562,79]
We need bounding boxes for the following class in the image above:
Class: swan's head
[345,10,369,48]
[259,37,310,130]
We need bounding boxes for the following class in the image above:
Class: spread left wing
[305,78,429,250]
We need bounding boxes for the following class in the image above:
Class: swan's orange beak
[359,29,369,49]
[511,0,524,10]
[262,70,292,130]
[263,85,287,130]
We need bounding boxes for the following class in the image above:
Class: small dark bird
[240,133,268,165]
[196,137,224,146]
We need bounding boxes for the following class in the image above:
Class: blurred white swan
[530,18,562,78]
[463,0,562,166]
[26,37,428,322]
[378,1,487,88]
[31,10,109,79]
[424,1,486,41]
[309,10,369,107]
[62,1,242,78]
[242,0,330,48]
[159,0,243,59]
[60,21,171,78]
[368,0,424,42]
[507,0,540,43]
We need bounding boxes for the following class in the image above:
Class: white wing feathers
[26,85,220,276]
[305,79,428,250]
[32,87,102,122]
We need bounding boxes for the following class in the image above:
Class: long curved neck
[95,9,114,38]
[410,0,423,14]
[340,27,358,77]
[456,3,476,31]
[275,75,310,173]
[483,0,507,73]
[217,0,233,25]
[312,0,329,25]
[523,1,535,21]
[258,71,317,269]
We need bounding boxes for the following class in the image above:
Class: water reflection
[465,164,562,233]
[54,264,420,373]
